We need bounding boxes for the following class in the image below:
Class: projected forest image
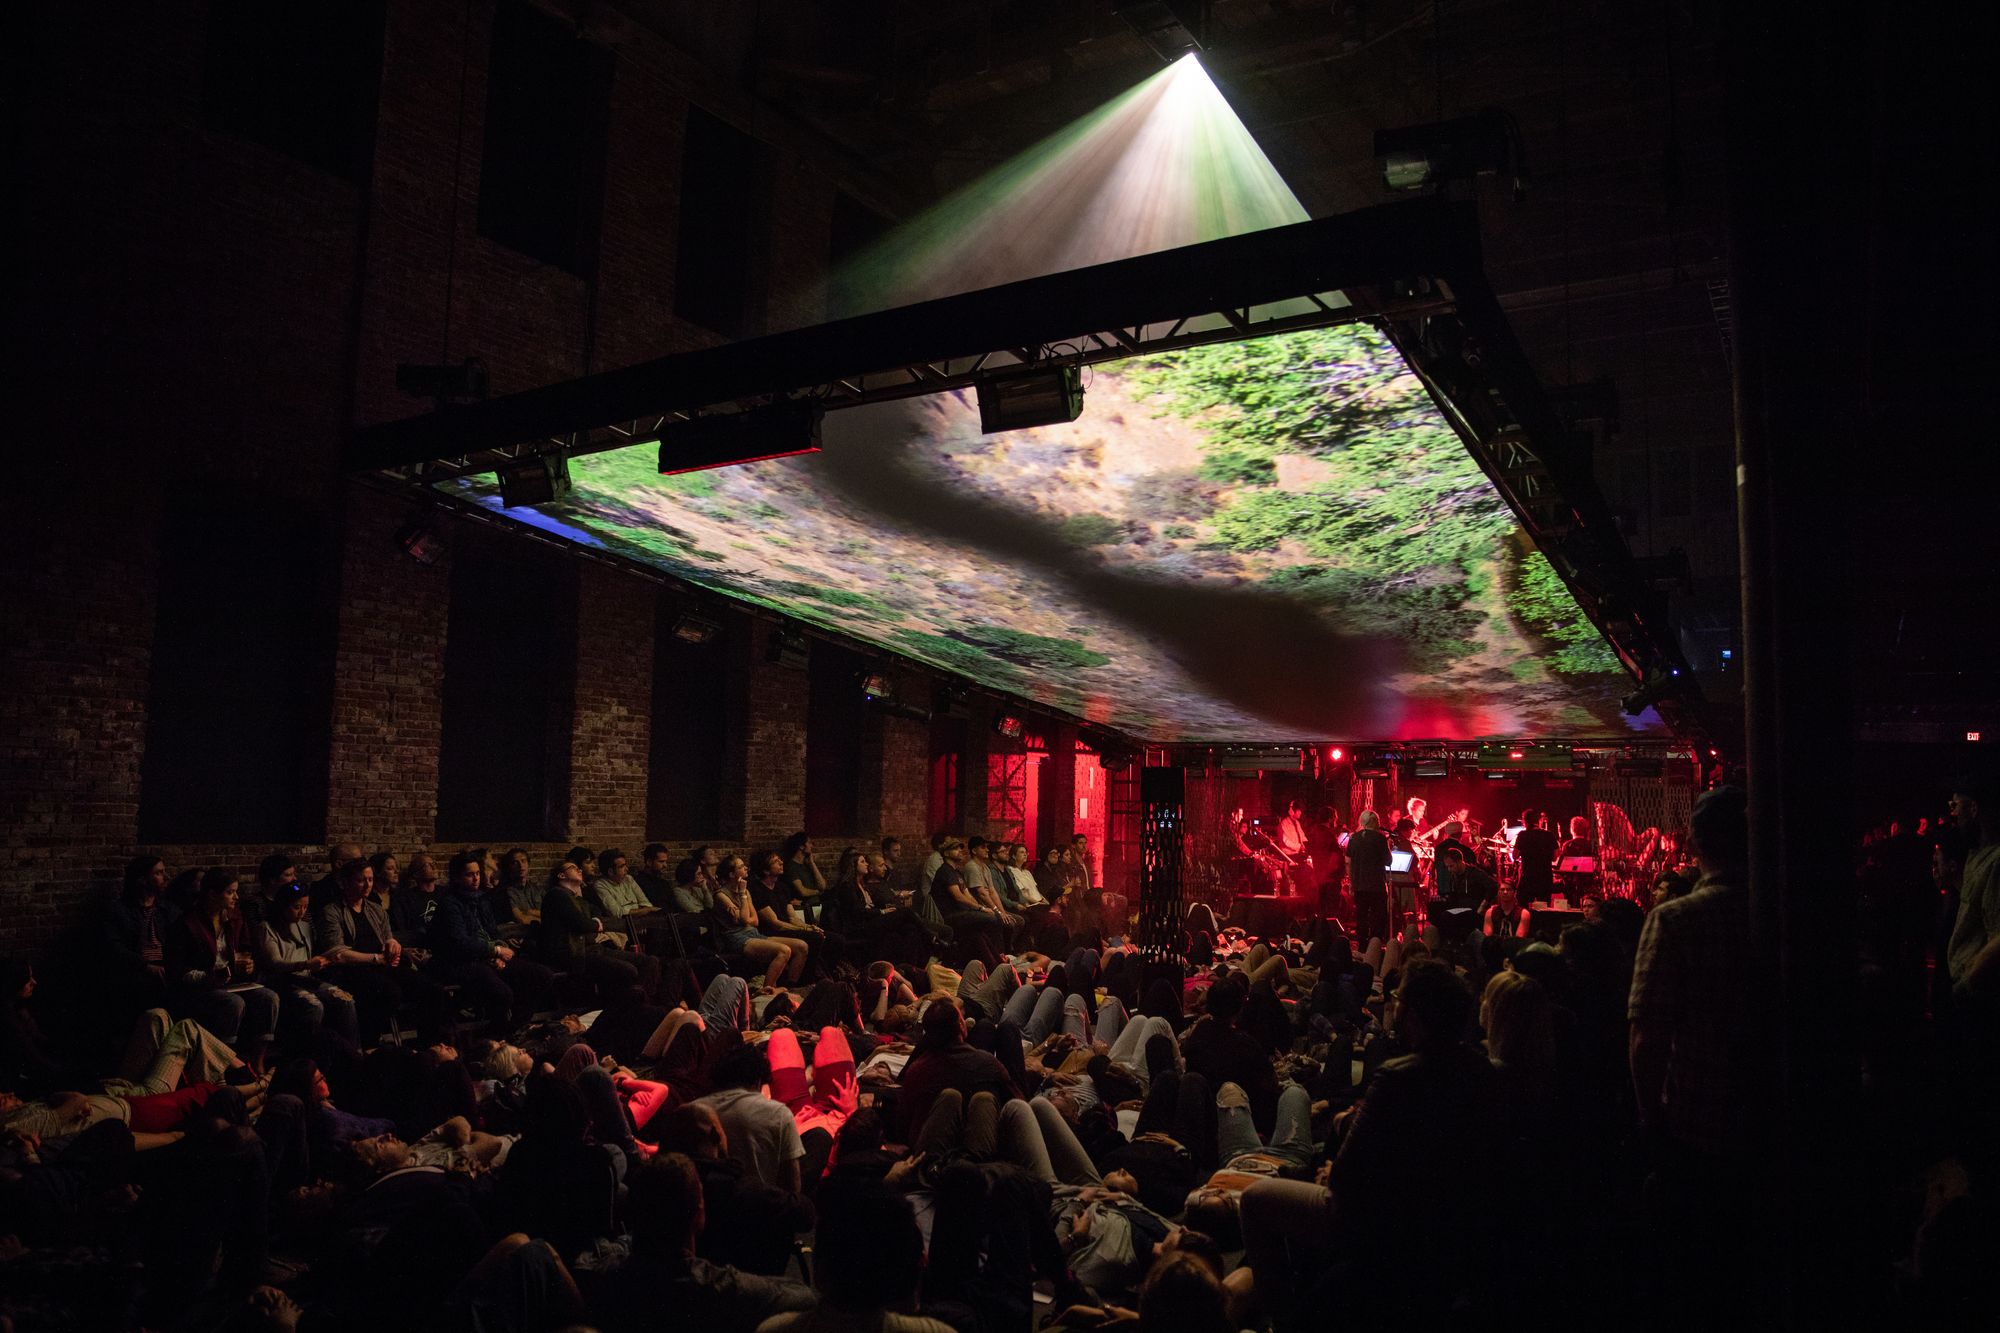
[445,323,1655,742]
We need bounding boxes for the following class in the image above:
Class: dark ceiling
[610,0,1742,727]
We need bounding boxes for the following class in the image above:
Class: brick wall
[0,2,1043,960]
[567,563,656,842]
[726,626,812,844]
[324,490,452,850]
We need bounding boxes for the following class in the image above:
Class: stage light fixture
[994,714,1025,739]
[1351,748,1393,778]
[496,452,571,508]
[396,516,446,566]
[1114,0,1208,60]
[670,611,720,645]
[860,672,895,701]
[660,400,822,475]
[976,365,1085,433]
[1328,747,1345,762]
[767,627,809,669]
[1374,110,1527,198]
[1621,669,1684,717]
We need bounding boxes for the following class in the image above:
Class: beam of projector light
[831,55,1319,318]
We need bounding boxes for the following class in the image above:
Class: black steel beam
[345,199,1482,473]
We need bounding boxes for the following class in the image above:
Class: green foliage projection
[1505,549,1625,674]
[1127,327,1516,673]
[1059,513,1127,547]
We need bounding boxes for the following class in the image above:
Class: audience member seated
[593,847,667,942]
[540,859,661,1003]
[253,882,360,1046]
[634,842,681,910]
[755,848,841,974]
[164,868,280,1074]
[426,850,556,1030]
[100,854,173,1013]
[930,840,1005,968]
[315,857,452,1044]
[713,855,809,990]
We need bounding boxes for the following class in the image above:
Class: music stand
[1555,856,1598,875]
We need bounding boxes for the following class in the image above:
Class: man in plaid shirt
[1628,785,1752,1157]
[1627,785,1755,1321]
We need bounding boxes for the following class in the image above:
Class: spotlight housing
[976,366,1084,434]
[496,452,571,508]
[1621,670,1684,717]
[1114,0,1208,60]
[860,672,895,702]
[994,714,1025,740]
[767,627,810,669]
[670,611,720,645]
[396,516,446,566]
[1374,110,1527,199]
[660,400,822,475]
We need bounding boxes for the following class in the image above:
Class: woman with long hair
[165,869,280,1073]
[711,855,806,990]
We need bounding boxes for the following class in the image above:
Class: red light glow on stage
[1328,747,1344,761]
[1508,750,1524,760]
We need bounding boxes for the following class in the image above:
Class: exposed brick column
[959,700,996,836]
[323,490,450,851]
[1039,723,1078,848]
[565,564,656,845]
[723,617,809,846]
[856,666,929,842]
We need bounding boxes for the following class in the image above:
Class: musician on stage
[1558,816,1596,861]
[1276,800,1310,868]
[1404,797,1431,843]
[1514,809,1559,903]
[1347,811,1392,944]
[1228,808,1284,896]
[1431,845,1497,940]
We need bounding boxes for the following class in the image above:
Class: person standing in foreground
[1626,785,1755,1320]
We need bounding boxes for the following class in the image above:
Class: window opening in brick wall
[928,716,967,835]
[201,0,387,183]
[648,613,727,838]
[674,106,771,337]
[476,0,614,277]
[805,641,866,834]
[139,498,331,842]
[436,546,569,841]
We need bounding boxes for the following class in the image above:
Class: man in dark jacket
[1514,810,1560,904]
[1345,812,1393,947]
[316,859,453,1043]
[429,851,554,1028]
[540,861,656,1002]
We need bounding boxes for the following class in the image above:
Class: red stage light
[1508,750,1524,760]
[1328,747,1344,761]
